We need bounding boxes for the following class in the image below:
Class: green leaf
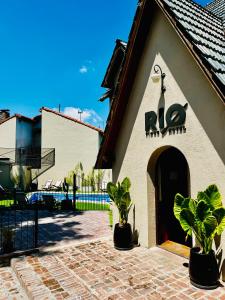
[179,209,195,234]
[203,215,217,238]
[197,191,207,202]
[106,177,132,224]
[174,194,190,221]
[196,200,211,222]
[213,207,225,235]
[205,184,222,209]
[198,185,222,209]
[107,182,117,200]
[123,192,132,207]
[121,177,131,192]
[189,198,197,215]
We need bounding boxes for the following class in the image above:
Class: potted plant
[174,184,225,289]
[107,177,133,250]
[62,178,73,210]
[2,227,15,254]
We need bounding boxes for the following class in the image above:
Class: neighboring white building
[39,107,103,186]
[0,112,42,189]
[0,107,104,188]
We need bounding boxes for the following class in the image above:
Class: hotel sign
[145,103,188,137]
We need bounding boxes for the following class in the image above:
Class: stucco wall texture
[39,110,101,186]
[112,7,225,254]
[0,117,16,149]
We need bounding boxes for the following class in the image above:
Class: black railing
[0,194,38,255]
[0,174,110,255]
[0,148,16,162]
[0,147,55,183]
[31,148,55,181]
[26,174,110,211]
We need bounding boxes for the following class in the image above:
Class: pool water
[27,192,110,203]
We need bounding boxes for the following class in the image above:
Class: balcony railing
[0,147,55,181]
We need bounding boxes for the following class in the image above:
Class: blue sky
[0,0,210,128]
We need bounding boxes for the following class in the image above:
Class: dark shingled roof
[163,0,225,86]
[206,0,225,27]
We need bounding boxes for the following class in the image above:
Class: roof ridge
[168,0,224,34]
[205,0,225,21]
[185,0,223,22]
[15,114,36,122]
[173,9,225,42]
[41,107,103,133]
[0,115,15,125]
[116,39,128,47]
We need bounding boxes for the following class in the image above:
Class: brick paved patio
[38,210,112,249]
[0,266,27,300]
[6,240,225,299]
[0,209,112,253]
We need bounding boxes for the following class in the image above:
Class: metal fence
[0,191,38,255]
[74,174,110,211]
[0,175,110,255]
[26,174,110,211]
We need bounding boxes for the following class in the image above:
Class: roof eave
[95,0,149,169]
[101,39,127,89]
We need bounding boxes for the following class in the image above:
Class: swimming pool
[27,192,111,204]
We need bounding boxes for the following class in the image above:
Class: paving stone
[53,240,225,299]
[11,254,97,299]
[2,239,225,299]
[38,210,112,250]
[0,266,28,299]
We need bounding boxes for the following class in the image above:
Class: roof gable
[101,39,127,90]
[41,107,103,133]
[95,0,225,169]
[0,114,37,126]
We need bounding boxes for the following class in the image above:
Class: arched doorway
[155,147,191,247]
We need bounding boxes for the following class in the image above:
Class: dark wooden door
[156,148,191,247]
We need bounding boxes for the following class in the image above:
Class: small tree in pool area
[66,162,84,186]
[95,169,105,191]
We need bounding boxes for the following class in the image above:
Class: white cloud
[61,107,103,126]
[79,66,88,74]
[79,60,96,74]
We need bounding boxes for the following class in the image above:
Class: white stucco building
[96,0,225,264]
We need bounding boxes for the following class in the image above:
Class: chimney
[0,109,10,122]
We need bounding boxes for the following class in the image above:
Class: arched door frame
[147,146,191,247]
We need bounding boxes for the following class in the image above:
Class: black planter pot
[113,223,133,250]
[61,199,73,210]
[3,240,14,254]
[189,247,220,289]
